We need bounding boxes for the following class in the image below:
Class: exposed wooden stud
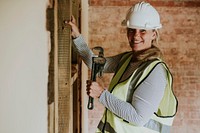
[54,0,73,132]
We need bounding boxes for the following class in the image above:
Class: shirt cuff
[99,89,108,103]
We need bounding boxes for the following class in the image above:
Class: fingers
[86,80,104,98]
[71,15,76,24]
[65,20,74,27]
[86,80,92,84]
[64,15,80,38]
[86,80,92,95]
[65,15,76,26]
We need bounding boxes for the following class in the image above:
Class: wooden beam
[54,0,73,133]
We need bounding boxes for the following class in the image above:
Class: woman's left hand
[86,80,105,98]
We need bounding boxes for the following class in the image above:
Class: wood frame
[47,0,82,133]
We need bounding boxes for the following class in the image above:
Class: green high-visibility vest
[97,52,178,133]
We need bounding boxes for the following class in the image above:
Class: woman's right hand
[86,80,105,99]
[65,15,80,38]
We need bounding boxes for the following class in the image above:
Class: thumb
[65,20,73,26]
[71,15,76,24]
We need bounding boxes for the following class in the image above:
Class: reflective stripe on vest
[97,53,178,133]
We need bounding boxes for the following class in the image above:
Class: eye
[127,28,135,33]
[140,29,146,33]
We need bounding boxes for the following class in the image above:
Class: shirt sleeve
[99,63,167,126]
[73,35,94,69]
[73,35,124,73]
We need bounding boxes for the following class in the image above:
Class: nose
[134,30,140,38]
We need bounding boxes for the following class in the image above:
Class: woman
[67,2,178,133]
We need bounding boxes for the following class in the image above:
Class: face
[127,28,156,52]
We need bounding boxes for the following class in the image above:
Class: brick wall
[87,1,200,133]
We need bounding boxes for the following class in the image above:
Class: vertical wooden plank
[54,0,58,132]
[80,0,89,132]
[48,103,55,133]
[54,0,73,133]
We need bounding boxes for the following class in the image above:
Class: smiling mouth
[134,42,141,44]
[129,39,143,45]
[131,41,143,45]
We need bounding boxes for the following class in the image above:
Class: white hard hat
[122,1,162,30]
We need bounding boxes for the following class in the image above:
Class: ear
[151,30,157,40]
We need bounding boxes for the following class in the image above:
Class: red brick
[89,0,200,7]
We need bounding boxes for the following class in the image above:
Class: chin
[131,45,151,52]
[130,43,141,51]
[132,49,141,52]
[131,46,142,52]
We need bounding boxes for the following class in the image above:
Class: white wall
[0,0,48,133]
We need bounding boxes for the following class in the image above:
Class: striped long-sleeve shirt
[73,35,167,126]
